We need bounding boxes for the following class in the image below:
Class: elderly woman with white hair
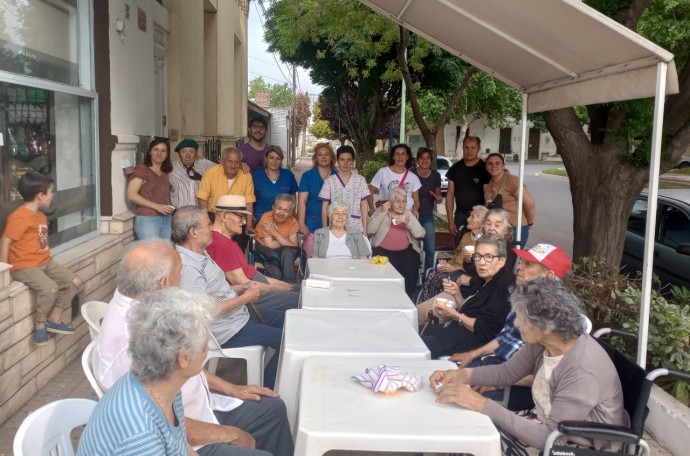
[368,187,426,298]
[78,288,214,455]
[312,201,371,259]
[431,279,628,453]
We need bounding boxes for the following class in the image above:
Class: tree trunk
[545,108,648,266]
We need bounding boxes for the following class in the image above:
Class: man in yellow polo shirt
[197,147,257,230]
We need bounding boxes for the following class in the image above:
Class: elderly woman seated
[312,201,370,259]
[418,205,488,303]
[368,187,426,298]
[431,279,629,453]
[421,234,515,358]
[78,288,213,454]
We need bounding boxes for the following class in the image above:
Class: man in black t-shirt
[445,136,491,236]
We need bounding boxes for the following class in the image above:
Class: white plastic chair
[206,332,266,386]
[13,397,97,456]
[82,341,105,399]
[80,301,108,340]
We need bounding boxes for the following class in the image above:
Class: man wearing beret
[170,138,216,207]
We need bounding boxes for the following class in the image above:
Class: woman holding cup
[421,234,515,358]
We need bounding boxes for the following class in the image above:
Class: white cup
[435,298,456,309]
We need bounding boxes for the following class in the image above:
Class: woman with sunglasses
[421,234,515,359]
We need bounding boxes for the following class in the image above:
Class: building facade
[0,0,250,425]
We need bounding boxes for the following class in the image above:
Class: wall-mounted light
[116,18,126,41]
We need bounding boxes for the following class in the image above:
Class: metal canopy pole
[637,61,668,368]
[515,93,528,247]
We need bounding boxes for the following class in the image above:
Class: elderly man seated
[254,194,300,284]
[206,194,299,325]
[173,206,284,389]
[91,239,293,456]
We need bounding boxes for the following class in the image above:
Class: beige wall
[0,215,135,426]
[168,0,248,140]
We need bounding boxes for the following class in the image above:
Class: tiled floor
[0,356,676,455]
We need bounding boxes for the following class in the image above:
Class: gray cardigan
[367,208,425,255]
[312,227,370,258]
[470,334,629,451]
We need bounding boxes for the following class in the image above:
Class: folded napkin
[370,255,389,265]
[352,364,423,395]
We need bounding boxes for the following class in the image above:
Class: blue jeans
[221,315,283,389]
[419,213,436,272]
[513,225,529,249]
[134,214,172,240]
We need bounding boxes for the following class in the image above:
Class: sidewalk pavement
[0,354,676,455]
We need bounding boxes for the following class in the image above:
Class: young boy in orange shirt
[0,172,81,346]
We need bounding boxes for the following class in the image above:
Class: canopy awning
[359,0,678,112]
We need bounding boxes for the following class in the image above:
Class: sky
[247,3,323,98]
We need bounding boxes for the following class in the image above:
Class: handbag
[487,175,508,210]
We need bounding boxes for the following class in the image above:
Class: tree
[309,100,337,139]
[264,0,403,158]
[270,83,293,107]
[248,77,270,99]
[294,92,311,133]
[544,0,690,265]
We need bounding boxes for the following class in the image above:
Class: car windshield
[437,158,451,170]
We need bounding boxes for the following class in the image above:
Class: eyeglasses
[472,253,503,263]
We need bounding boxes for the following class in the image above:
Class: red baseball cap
[513,244,571,279]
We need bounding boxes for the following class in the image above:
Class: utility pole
[291,64,297,165]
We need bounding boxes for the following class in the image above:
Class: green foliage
[541,168,568,177]
[270,83,294,107]
[564,257,690,403]
[248,77,293,107]
[248,77,270,98]
[309,120,337,139]
[358,153,388,182]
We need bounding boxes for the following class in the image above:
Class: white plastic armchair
[80,301,108,340]
[13,398,97,456]
[206,332,266,386]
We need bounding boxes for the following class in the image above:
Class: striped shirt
[169,158,216,207]
[77,372,188,455]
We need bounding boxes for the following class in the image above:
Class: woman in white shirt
[369,143,422,217]
[312,201,370,259]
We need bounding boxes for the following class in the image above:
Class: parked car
[674,155,690,169]
[622,189,690,289]
[437,156,453,196]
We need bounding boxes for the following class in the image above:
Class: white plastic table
[300,281,418,329]
[294,357,501,456]
[275,309,430,431]
[306,258,405,288]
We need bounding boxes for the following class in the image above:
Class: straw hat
[214,195,252,214]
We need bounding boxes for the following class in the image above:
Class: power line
[255,2,292,85]
[248,70,289,85]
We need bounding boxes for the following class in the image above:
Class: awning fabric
[359,0,678,112]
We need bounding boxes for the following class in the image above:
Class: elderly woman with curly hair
[368,187,426,298]
[78,288,214,454]
[312,201,370,259]
[431,279,628,453]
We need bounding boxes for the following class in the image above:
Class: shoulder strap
[398,169,409,188]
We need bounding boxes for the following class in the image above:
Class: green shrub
[358,156,387,182]
[565,257,690,404]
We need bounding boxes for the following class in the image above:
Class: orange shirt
[255,212,299,247]
[2,205,51,270]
